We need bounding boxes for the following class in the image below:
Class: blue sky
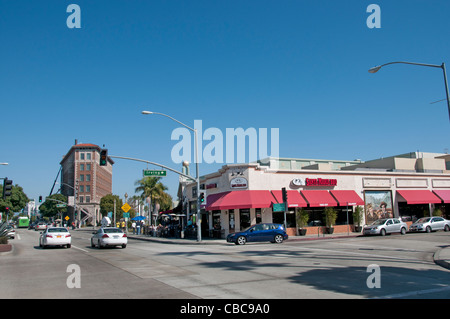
[1,0,450,205]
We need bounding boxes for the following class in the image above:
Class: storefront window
[229,210,235,231]
[212,211,221,230]
[240,209,250,230]
[398,202,428,222]
[272,209,295,228]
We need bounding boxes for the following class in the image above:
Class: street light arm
[141,111,195,131]
[368,60,450,123]
[369,61,443,73]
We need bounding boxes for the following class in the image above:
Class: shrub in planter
[0,236,8,245]
[323,207,337,234]
[353,206,363,232]
[296,209,309,236]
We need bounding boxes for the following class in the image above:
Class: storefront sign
[230,177,248,189]
[305,178,337,186]
[292,178,337,187]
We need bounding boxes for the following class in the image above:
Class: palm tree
[134,177,173,216]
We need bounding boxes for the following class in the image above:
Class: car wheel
[426,226,431,233]
[91,239,95,248]
[236,236,246,245]
[66,244,71,248]
[274,234,284,244]
[444,225,450,232]
[400,227,406,235]
[122,244,127,249]
[380,229,386,236]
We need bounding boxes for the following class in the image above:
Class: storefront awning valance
[433,190,450,203]
[300,190,338,207]
[206,190,275,210]
[396,190,442,204]
[271,190,308,208]
[330,190,364,206]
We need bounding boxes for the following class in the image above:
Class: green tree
[39,194,68,219]
[100,194,124,220]
[0,183,30,219]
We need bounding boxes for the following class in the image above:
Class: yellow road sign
[65,216,70,221]
[122,203,131,213]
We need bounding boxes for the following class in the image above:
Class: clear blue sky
[1,0,450,205]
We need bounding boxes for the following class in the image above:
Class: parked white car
[409,217,450,233]
[91,227,127,249]
[39,227,71,248]
[363,218,408,236]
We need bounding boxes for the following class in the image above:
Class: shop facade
[180,152,450,237]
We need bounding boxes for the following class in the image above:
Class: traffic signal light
[39,196,42,203]
[99,149,108,166]
[281,187,288,204]
[2,178,13,200]
[199,190,206,206]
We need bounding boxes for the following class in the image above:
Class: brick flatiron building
[60,140,113,226]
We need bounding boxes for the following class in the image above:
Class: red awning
[206,190,275,210]
[330,190,364,206]
[300,190,338,207]
[271,190,308,208]
[433,190,450,203]
[396,190,442,204]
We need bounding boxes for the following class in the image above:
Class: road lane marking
[72,245,89,253]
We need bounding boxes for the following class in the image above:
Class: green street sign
[272,203,286,212]
[143,170,167,177]
[56,204,67,208]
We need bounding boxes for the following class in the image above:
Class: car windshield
[370,219,387,226]
[416,217,431,223]
[48,228,69,233]
[104,228,123,233]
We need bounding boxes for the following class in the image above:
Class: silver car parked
[409,216,450,233]
[363,218,408,236]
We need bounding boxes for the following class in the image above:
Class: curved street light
[141,110,202,242]
[368,61,450,122]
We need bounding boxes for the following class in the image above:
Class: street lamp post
[141,110,202,242]
[368,61,450,122]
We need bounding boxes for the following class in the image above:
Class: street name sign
[272,203,286,212]
[143,170,167,177]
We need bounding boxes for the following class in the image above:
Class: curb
[433,248,450,270]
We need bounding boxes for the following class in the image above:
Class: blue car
[226,223,288,245]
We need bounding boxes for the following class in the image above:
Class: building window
[80,153,85,160]
[86,174,91,182]
[86,196,90,203]
[86,185,90,193]
[79,185,84,193]
[80,164,84,171]
[86,164,91,171]
[79,175,84,182]
[86,152,91,160]
[79,196,84,203]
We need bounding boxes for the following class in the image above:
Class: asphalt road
[2,228,450,300]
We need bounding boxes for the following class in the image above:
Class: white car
[91,227,127,249]
[409,217,450,233]
[35,222,47,231]
[39,227,71,248]
[363,218,408,236]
